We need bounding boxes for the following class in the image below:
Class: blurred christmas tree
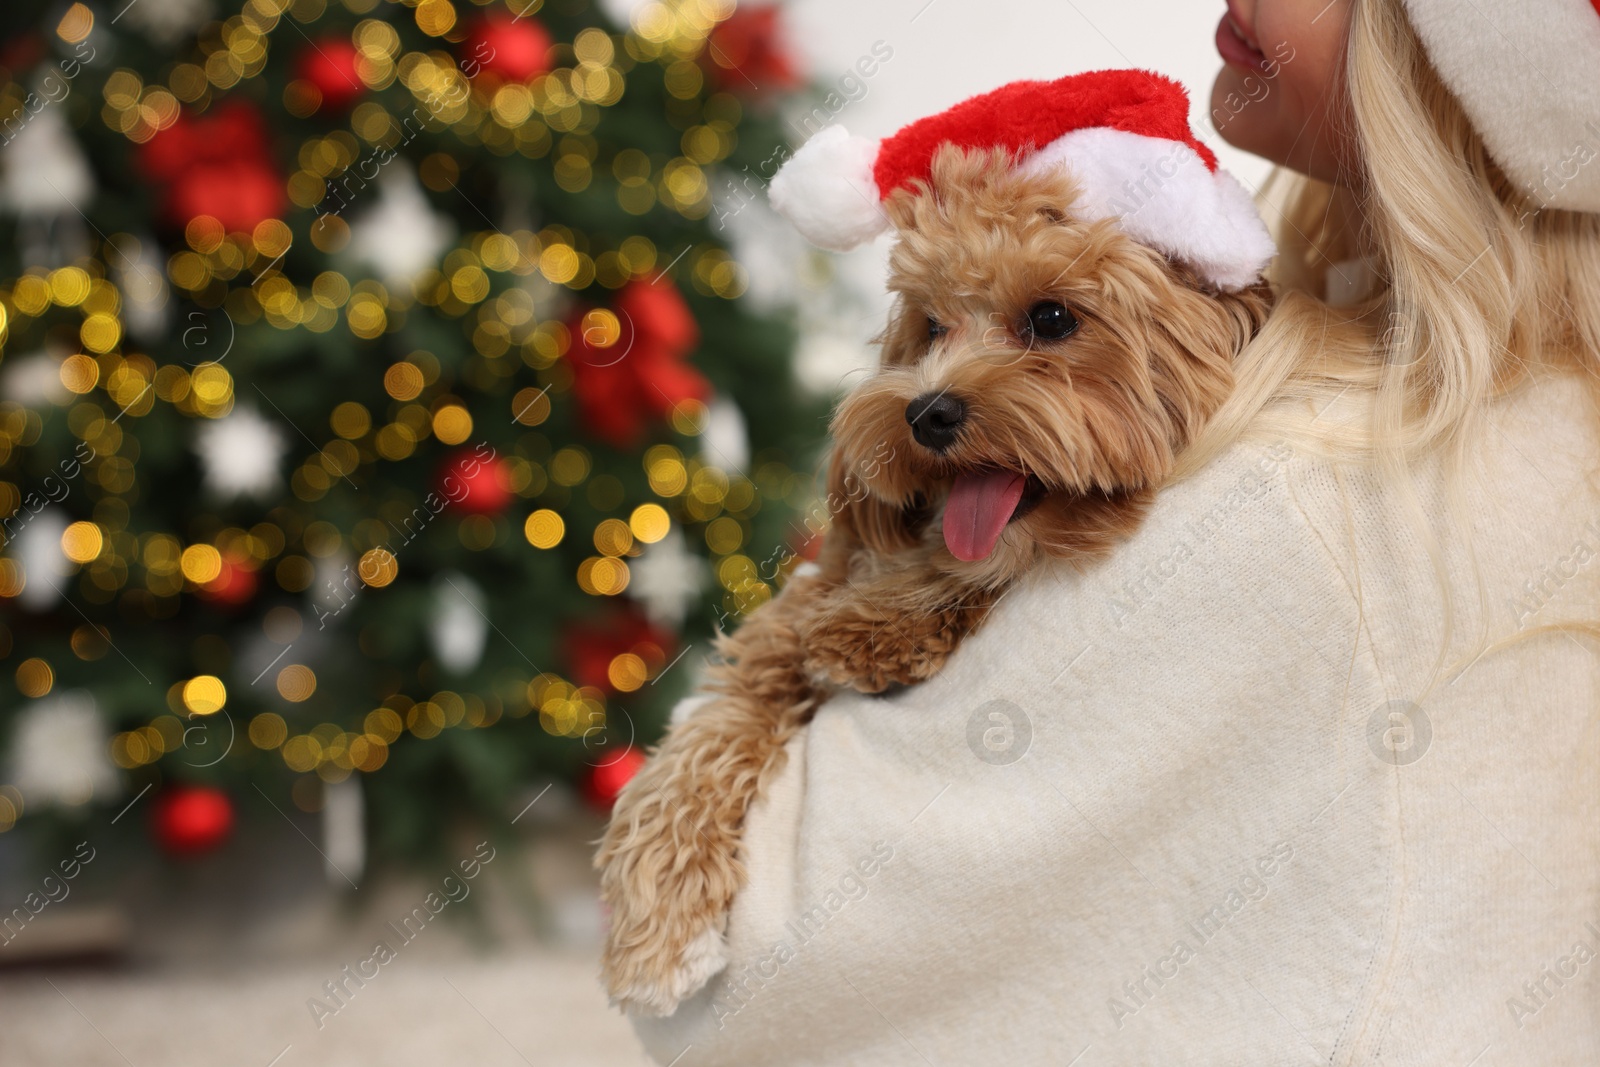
[0,0,826,875]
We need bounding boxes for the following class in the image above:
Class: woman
[633,0,1600,1061]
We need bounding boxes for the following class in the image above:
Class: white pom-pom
[768,126,887,252]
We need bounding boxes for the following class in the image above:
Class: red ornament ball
[297,38,365,110]
[438,448,514,515]
[561,606,674,695]
[199,556,257,607]
[464,14,553,83]
[581,747,647,810]
[152,785,235,857]
[705,6,802,95]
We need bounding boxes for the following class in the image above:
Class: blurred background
[0,0,1263,1062]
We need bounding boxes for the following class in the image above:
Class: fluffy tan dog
[595,141,1273,1015]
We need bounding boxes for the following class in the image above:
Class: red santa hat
[1401,0,1600,213]
[768,69,1275,291]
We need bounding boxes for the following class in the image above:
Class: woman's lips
[1215,11,1269,71]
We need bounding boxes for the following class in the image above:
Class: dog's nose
[905,392,966,451]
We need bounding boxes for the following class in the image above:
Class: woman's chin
[1208,68,1263,155]
[1210,66,1353,184]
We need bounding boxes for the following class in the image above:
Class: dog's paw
[801,604,961,693]
[610,924,729,1017]
[597,757,744,1019]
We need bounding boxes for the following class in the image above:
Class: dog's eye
[927,317,947,341]
[1023,301,1079,342]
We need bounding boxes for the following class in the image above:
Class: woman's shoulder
[961,371,1600,689]
[946,433,1348,697]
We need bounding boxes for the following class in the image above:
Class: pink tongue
[943,471,1027,561]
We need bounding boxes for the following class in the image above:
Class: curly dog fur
[596,147,1273,1015]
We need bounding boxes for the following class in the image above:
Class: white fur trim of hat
[1402,0,1600,212]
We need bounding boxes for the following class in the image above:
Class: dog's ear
[823,447,918,562]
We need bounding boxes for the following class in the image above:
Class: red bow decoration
[140,101,286,232]
[564,278,708,449]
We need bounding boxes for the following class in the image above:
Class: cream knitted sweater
[633,374,1600,1066]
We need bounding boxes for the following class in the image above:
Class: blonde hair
[1174,0,1600,686]
[1180,0,1600,474]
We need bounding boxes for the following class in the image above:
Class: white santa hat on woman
[768,69,1275,291]
[1401,0,1600,212]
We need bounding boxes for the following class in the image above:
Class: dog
[596,71,1276,1017]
